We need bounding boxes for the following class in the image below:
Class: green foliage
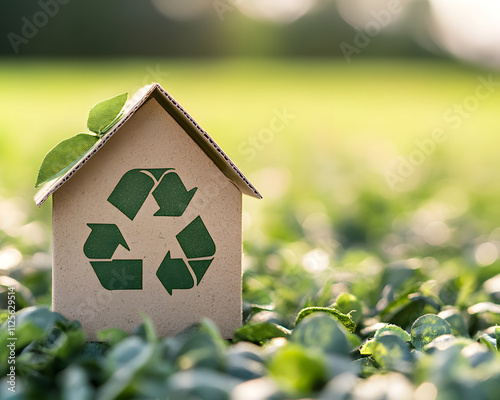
[268,343,327,394]
[333,293,363,325]
[291,314,353,356]
[411,314,453,351]
[35,92,128,188]
[5,62,500,399]
[360,324,411,358]
[496,327,500,351]
[233,322,290,345]
[370,335,412,371]
[87,93,127,135]
[3,301,499,399]
[375,324,411,342]
[294,307,356,333]
[35,134,98,188]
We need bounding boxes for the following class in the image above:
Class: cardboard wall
[52,98,242,339]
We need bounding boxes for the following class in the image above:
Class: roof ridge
[34,83,261,207]
[154,85,262,200]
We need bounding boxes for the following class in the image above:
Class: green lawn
[1,59,499,191]
[3,57,500,278]
[3,58,500,232]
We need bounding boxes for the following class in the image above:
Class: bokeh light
[475,242,499,266]
[429,0,500,67]
[302,248,330,273]
[337,0,408,29]
[236,0,317,23]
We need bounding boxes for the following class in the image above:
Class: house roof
[35,83,262,206]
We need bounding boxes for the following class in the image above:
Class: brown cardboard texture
[35,83,262,340]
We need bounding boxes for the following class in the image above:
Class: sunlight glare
[429,0,500,67]
[237,0,316,23]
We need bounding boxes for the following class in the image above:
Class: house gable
[35,83,261,207]
[52,97,243,339]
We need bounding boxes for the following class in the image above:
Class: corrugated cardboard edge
[34,83,262,207]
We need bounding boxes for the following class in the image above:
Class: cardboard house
[35,83,262,340]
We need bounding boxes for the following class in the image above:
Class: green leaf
[233,322,290,345]
[98,327,129,346]
[175,331,225,371]
[360,325,410,356]
[295,306,356,333]
[87,92,128,134]
[438,308,469,337]
[268,343,327,395]
[105,336,153,370]
[496,326,500,351]
[42,322,86,359]
[60,366,95,400]
[346,331,362,348]
[0,276,33,308]
[164,369,238,399]
[0,307,78,376]
[0,310,8,325]
[353,357,378,379]
[242,302,275,323]
[137,313,157,343]
[2,307,67,349]
[198,318,227,352]
[410,314,453,351]
[83,342,108,358]
[291,314,352,356]
[478,334,497,351]
[334,293,363,324]
[374,324,410,342]
[35,133,99,187]
[226,343,265,381]
[360,339,377,355]
[371,335,412,371]
[99,337,155,399]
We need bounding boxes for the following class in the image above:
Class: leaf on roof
[87,92,128,134]
[35,133,99,188]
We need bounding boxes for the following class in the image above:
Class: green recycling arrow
[91,260,142,290]
[84,224,130,259]
[85,168,215,294]
[188,259,214,285]
[84,224,143,290]
[152,172,197,217]
[176,216,216,258]
[156,216,215,295]
[156,252,195,295]
[107,169,196,220]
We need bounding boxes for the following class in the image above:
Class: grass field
[2,59,500,399]
[3,57,500,293]
[3,59,500,243]
[1,59,499,189]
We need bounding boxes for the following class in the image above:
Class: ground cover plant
[1,59,500,399]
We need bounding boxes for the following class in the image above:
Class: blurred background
[2,0,500,312]
[3,0,500,63]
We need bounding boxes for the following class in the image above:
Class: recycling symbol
[83,169,216,295]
